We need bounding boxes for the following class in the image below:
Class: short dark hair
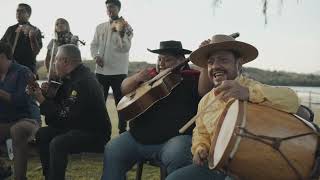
[0,41,13,60]
[105,0,121,9]
[18,3,32,15]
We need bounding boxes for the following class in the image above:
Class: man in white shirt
[90,0,133,134]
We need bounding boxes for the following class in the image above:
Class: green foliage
[243,67,320,86]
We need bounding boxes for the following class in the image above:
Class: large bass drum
[208,100,319,180]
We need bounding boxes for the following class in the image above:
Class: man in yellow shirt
[166,34,300,180]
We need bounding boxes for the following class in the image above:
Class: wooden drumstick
[179,93,223,133]
[179,116,197,133]
[230,32,240,39]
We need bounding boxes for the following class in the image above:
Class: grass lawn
[2,96,161,180]
[3,96,320,180]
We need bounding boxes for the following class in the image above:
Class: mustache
[209,68,227,76]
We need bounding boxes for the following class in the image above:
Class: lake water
[286,86,320,94]
[284,86,320,107]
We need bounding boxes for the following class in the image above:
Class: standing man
[90,0,133,134]
[101,41,200,180]
[28,44,111,180]
[1,3,43,75]
[0,41,40,180]
[166,34,300,180]
[1,3,42,135]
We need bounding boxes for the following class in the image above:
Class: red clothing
[129,67,200,144]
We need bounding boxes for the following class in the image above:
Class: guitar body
[117,72,183,121]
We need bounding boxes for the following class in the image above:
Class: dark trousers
[35,126,105,180]
[96,74,127,133]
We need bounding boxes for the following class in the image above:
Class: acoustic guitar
[117,59,189,122]
[117,32,240,122]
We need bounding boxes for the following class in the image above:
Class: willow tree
[212,0,301,24]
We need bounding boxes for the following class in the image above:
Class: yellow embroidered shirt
[191,76,300,154]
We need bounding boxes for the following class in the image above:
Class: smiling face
[157,53,182,72]
[207,50,242,87]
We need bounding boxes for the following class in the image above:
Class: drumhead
[212,100,242,168]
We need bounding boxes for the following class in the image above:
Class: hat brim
[190,41,258,68]
[147,48,192,55]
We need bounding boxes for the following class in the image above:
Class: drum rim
[208,100,246,169]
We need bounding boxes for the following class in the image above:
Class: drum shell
[214,101,318,180]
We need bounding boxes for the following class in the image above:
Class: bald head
[58,44,82,65]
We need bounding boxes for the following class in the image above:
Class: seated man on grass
[27,44,112,180]
[0,41,40,180]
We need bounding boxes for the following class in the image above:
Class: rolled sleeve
[191,98,211,155]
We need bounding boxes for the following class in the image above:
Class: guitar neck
[171,58,190,72]
[150,58,190,83]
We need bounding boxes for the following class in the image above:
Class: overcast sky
[1,0,319,74]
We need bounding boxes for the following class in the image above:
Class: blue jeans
[101,132,192,180]
[166,164,227,180]
[29,99,41,122]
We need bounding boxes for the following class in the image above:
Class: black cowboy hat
[147,40,192,55]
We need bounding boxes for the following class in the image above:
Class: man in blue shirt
[0,41,40,180]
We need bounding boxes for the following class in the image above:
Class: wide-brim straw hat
[190,34,258,68]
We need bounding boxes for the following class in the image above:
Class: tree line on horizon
[36,60,320,87]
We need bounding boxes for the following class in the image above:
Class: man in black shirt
[27,44,111,180]
[101,41,200,180]
[1,3,42,74]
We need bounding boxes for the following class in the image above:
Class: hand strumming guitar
[134,68,154,84]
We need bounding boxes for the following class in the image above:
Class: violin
[16,24,44,38]
[56,32,86,46]
[111,17,127,32]
[111,17,133,38]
